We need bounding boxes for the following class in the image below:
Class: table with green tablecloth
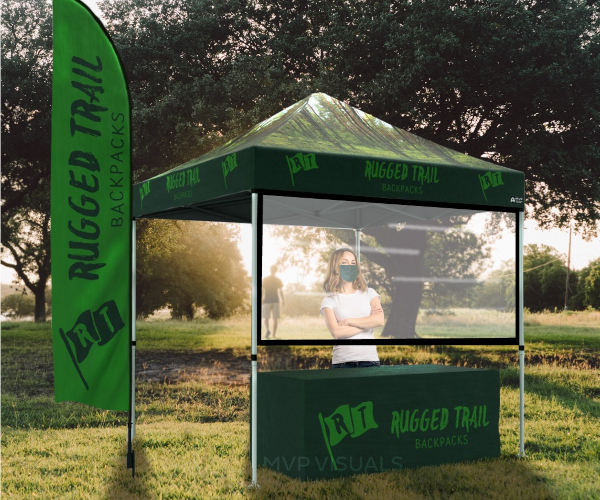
[257,364,500,480]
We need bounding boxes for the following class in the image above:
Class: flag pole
[127,219,137,476]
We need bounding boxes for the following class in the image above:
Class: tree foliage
[582,260,600,310]
[522,244,569,312]
[473,262,516,312]
[570,258,600,310]
[99,0,264,181]
[102,0,600,235]
[1,292,35,318]
[475,248,599,312]
[1,0,52,321]
[3,0,598,322]
[420,226,489,309]
[136,219,249,319]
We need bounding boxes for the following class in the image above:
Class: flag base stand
[127,450,135,478]
[127,419,135,478]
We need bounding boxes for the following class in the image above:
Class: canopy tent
[131,93,526,485]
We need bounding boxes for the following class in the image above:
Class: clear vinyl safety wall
[259,194,517,344]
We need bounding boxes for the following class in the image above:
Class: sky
[81,0,103,18]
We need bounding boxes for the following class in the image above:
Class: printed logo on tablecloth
[318,401,378,470]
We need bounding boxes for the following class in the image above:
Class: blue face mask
[339,264,359,282]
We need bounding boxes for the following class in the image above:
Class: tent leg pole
[518,211,526,458]
[519,348,525,457]
[250,193,260,488]
[251,359,258,486]
[127,219,137,477]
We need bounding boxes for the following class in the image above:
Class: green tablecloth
[257,365,500,480]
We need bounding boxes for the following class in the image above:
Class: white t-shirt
[320,288,380,364]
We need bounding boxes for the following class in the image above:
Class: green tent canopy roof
[133,93,524,222]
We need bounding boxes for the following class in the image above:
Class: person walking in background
[321,248,384,368]
[262,265,285,339]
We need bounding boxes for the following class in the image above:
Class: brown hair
[323,248,367,294]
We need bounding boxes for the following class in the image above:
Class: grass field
[1,312,599,499]
[250,308,600,341]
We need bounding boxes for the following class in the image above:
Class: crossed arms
[322,297,385,339]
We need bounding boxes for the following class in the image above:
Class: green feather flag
[51,0,131,411]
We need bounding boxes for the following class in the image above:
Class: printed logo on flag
[58,300,125,390]
[318,401,378,470]
[222,153,238,188]
[479,171,503,201]
[286,152,319,186]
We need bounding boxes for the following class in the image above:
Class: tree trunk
[381,281,425,338]
[34,286,46,322]
[361,225,428,339]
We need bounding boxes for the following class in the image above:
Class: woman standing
[321,248,385,368]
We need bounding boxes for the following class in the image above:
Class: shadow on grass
[260,346,332,371]
[502,367,600,412]
[381,345,599,370]
[245,456,557,500]
[103,440,157,500]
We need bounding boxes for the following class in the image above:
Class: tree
[135,219,249,319]
[99,0,265,182]
[101,0,600,232]
[583,260,600,310]
[135,219,181,317]
[352,219,489,337]
[522,244,569,312]
[1,292,35,318]
[100,0,598,335]
[570,258,600,310]
[327,0,600,235]
[473,261,516,311]
[5,0,599,323]
[1,0,52,321]
[420,226,489,309]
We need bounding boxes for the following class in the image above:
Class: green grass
[2,314,599,499]
[135,316,252,353]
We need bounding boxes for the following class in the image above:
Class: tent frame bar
[252,187,522,215]
[187,205,249,224]
[256,190,521,347]
[518,211,526,457]
[250,192,261,488]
